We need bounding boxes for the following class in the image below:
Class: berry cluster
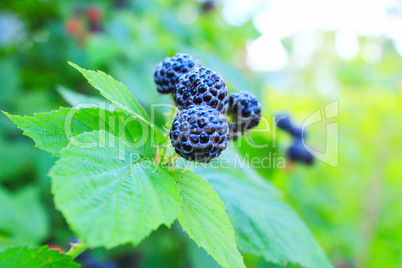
[275,113,314,165]
[154,53,261,162]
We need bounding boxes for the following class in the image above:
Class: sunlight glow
[223,0,402,71]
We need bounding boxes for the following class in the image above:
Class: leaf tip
[2,110,19,122]
[68,61,84,72]
[2,110,10,117]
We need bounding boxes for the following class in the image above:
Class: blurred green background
[0,0,401,267]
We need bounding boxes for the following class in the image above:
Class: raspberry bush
[3,57,330,268]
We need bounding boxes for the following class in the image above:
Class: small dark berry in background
[200,0,216,13]
[154,53,202,94]
[170,105,229,163]
[276,113,306,138]
[113,0,129,9]
[228,91,261,132]
[174,66,228,113]
[290,126,304,138]
[89,21,103,33]
[287,138,314,165]
[275,113,293,133]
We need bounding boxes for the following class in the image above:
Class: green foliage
[69,62,150,121]
[266,90,401,267]
[49,130,181,248]
[3,2,399,264]
[0,246,79,268]
[170,170,245,268]
[0,136,36,183]
[57,86,109,108]
[69,62,164,141]
[4,63,334,267]
[234,131,280,178]
[0,187,49,249]
[4,107,154,157]
[201,168,332,268]
[0,57,20,106]
[187,240,221,268]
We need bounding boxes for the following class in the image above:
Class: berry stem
[166,151,178,166]
[65,241,88,260]
[160,105,176,161]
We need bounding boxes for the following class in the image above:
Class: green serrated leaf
[4,107,156,157]
[0,186,49,250]
[0,246,79,267]
[235,132,279,178]
[169,170,245,268]
[200,168,333,268]
[67,63,164,141]
[68,62,149,121]
[187,240,221,268]
[50,130,182,248]
[57,86,110,108]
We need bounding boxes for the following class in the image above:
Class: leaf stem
[65,241,88,260]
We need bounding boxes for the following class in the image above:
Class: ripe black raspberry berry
[287,138,314,165]
[228,91,261,132]
[170,105,229,163]
[174,67,228,113]
[154,53,202,94]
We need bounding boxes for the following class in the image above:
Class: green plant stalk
[65,242,88,260]
[160,105,176,161]
[166,151,178,167]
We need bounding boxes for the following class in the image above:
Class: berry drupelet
[154,53,202,94]
[227,91,261,133]
[170,105,229,163]
[174,66,228,113]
